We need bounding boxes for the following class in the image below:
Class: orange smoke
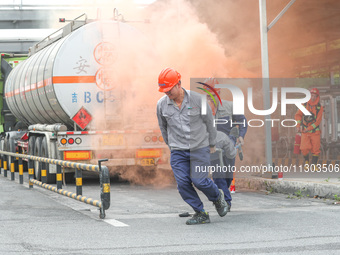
[75,0,270,184]
[88,0,264,183]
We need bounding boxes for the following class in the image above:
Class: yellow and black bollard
[28,159,34,188]
[56,164,62,190]
[3,155,8,177]
[41,160,47,184]
[99,159,110,219]
[76,168,82,196]
[10,156,15,181]
[19,157,24,184]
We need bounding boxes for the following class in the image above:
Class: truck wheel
[34,136,42,181]
[41,137,56,184]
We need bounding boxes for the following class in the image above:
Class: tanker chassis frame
[3,124,168,184]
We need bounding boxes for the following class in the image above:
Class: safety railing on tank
[0,150,110,219]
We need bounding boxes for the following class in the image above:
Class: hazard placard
[72,107,92,130]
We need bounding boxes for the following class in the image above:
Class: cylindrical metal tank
[5,20,146,130]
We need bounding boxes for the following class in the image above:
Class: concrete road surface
[0,175,340,255]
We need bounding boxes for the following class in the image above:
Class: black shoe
[186,211,210,225]
[213,189,228,217]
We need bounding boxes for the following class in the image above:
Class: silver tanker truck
[0,14,167,183]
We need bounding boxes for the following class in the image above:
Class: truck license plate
[140,158,155,166]
[102,134,124,146]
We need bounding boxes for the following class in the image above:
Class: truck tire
[41,137,56,184]
[34,136,42,181]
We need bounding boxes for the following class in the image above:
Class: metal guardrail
[0,150,110,219]
[29,13,88,56]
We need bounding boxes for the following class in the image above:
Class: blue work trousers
[170,147,220,212]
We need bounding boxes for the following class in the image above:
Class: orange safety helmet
[158,68,181,92]
[310,88,319,96]
[203,77,220,93]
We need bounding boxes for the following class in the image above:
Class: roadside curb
[236,177,340,199]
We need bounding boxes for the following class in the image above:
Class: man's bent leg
[190,147,228,217]
[190,147,219,201]
[171,150,204,212]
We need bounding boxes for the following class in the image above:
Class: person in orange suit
[295,88,323,168]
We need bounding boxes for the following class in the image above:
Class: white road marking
[104,218,129,227]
